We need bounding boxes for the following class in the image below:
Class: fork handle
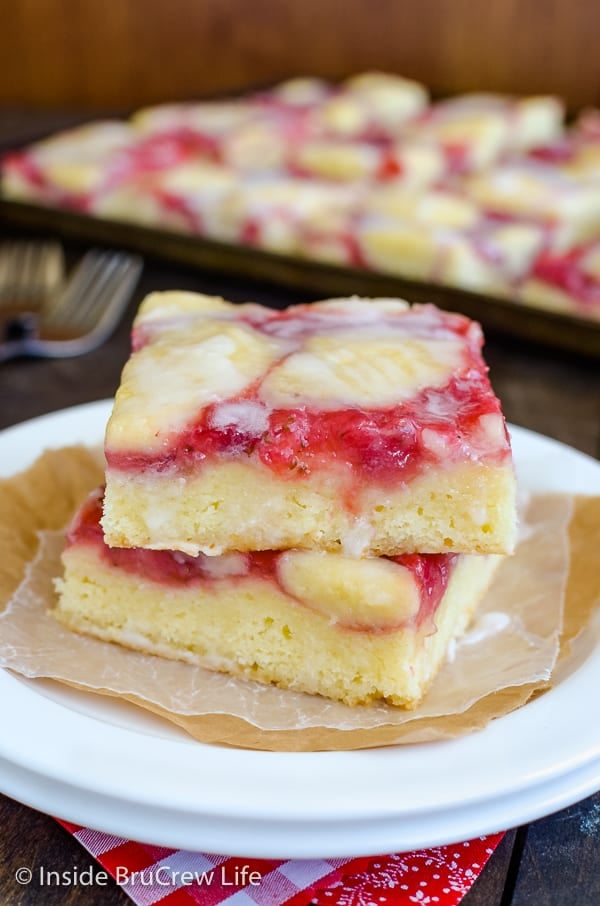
[0,311,40,361]
[2,311,38,342]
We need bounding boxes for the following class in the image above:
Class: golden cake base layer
[102,459,517,557]
[54,545,501,708]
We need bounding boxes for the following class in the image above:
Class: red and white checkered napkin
[57,820,503,905]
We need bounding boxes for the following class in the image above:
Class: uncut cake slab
[102,293,517,557]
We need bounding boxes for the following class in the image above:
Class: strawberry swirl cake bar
[521,237,600,320]
[403,93,564,172]
[56,488,502,707]
[1,121,136,211]
[102,293,517,557]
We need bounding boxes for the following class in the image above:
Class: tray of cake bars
[1,72,600,356]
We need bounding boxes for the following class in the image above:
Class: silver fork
[0,241,65,339]
[0,249,143,361]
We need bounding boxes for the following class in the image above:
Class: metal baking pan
[1,197,599,358]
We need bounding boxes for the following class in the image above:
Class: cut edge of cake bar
[54,527,503,709]
[101,292,517,557]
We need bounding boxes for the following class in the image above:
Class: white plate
[0,400,599,858]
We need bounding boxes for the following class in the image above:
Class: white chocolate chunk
[160,163,238,194]
[418,193,480,228]
[294,141,379,180]
[135,291,235,324]
[314,297,410,317]
[201,552,249,579]
[209,400,271,437]
[487,224,546,278]
[314,96,367,135]
[440,238,499,292]
[340,518,374,557]
[44,162,104,193]
[28,122,133,192]
[224,123,288,171]
[512,97,564,149]
[133,102,253,135]
[365,190,478,229]
[467,169,549,214]
[278,550,420,626]
[421,428,450,458]
[272,77,330,105]
[91,184,166,225]
[397,144,445,187]
[343,72,428,124]
[477,413,507,447]
[34,122,133,163]
[359,222,439,279]
[413,113,507,169]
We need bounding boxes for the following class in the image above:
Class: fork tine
[66,254,127,330]
[43,251,114,325]
[0,243,20,305]
[76,256,140,333]
[12,244,29,303]
[36,242,65,298]
[24,244,45,300]
[0,244,140,361]
[36,250,142,354]
[14,243,36,305]
[0,244,14,303]
[50,252,106,312]
[0,241,65,308]
[28,242,65,303]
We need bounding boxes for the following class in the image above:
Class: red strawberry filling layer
[69,490,458,632]
[106,374,508,486]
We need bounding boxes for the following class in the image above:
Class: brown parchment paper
[0,446,598,751]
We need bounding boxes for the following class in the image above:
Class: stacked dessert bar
[54,293,516,708]
[3,72,600,320]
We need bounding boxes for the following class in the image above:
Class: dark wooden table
[1,112,600,906]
